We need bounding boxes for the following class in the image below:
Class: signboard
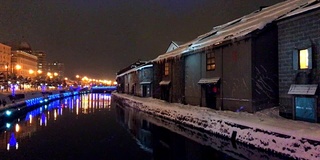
[288,84,318,95]
[198,77,220,84]
[159,81,170,85]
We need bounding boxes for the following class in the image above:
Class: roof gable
[166,41,184,53]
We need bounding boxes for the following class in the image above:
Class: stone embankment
[0,90,62,112]
[112,93,320,160]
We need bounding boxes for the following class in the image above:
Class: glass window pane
[299,49,308,69]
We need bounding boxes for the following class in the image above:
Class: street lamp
[28,69,34,75]
[15,65,21,75]
[4,63,9,81]
[4,63,9,91]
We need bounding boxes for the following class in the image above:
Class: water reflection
[0,93,111,151]
[115,102,290,160]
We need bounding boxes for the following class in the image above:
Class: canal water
[0,93,293,160]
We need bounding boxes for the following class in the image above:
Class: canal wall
[112,93,320,160]
[0,90,86,112]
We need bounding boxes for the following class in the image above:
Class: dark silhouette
[2,99,6,107]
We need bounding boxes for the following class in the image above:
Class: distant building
[47,61,65,78]
[17,41,33,54]
[0,43,11,80]
[116,60,153,97]
[32,51,47,75]
[11,50,38,78]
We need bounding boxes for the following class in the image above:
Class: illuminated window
[206,52,215,71]
[293,47,312,70]
[164,62,169,76]
[299,49,308,69]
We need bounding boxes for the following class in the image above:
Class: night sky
[0,0,283,80]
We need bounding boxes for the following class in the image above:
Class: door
[205,85,217,109]
[142,85,147,97]
[161,85,170,102]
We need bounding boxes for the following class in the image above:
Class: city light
[15,64,21,70]
[29,69,34,74]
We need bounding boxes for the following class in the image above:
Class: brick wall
[278,9,320,117]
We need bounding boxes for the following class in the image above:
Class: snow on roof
[153,39,198,62]
[165,41,184,53]
[280,1,320,20]
[116,62,153,78]
[191,0,317,50]
[153,0,317,62]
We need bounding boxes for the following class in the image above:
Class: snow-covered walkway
[112,93,320,160]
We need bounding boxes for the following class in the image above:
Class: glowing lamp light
[6,110,12,116]
[15,124,20,132]
[28,69,34,74]
[6,123,11,128]
[15,64,21,70]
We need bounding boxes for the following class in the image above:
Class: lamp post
[28,69,34,90]
[36,70,42,90]
[4,63,9,91]
[15,65,22,90]
[15,65,21,75]
[76,75,80,86]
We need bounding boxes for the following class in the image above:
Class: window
[206,52,215,71]
[164,62,169,76]
[299,49,309,69]
[293,47,312,70]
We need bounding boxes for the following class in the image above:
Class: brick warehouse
[278,4,320,122]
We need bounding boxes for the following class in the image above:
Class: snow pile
[113,93,320,160]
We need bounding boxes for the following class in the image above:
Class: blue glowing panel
[9,133,17,147]
[295,97,316,122]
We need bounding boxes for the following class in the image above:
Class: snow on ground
[112,93,320,160]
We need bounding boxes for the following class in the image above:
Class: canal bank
[0,90,60,111]
[0,89,86,115]
[112,93,320,160]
